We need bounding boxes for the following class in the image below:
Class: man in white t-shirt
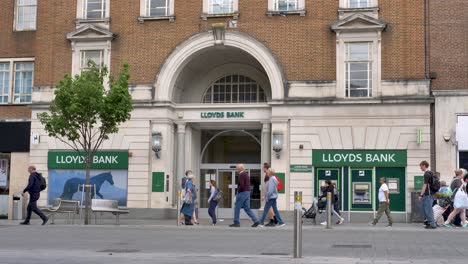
[370,177,394,227]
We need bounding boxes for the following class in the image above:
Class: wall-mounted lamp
[272,132,283,159]
[152,132,162,159]
[212,23,225,45]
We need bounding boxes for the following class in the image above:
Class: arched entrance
[154,31,285,102]
[199,130,263,219]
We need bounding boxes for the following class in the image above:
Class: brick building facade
[0,0,463,222]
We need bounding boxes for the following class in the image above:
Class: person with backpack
[181,174,196,225]
[258,168,285,227]
[319,180,344,225]
[418,160,438,229]
[207,180,219,226]
[179,170,192,225]
[443,174,468,228]
[21,165,48,225]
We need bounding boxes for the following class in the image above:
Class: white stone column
[261,122,271,167]
[176,123,186,192]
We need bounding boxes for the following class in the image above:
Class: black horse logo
[60,172,115,200]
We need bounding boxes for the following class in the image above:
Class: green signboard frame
[48,151,129,169]
[414,175,424,191]
[152,172,165,192]
[290,165,313,173]
[312,150,407,167]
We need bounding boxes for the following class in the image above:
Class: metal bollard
[293,191,303,258]
[326,192,332,229]
[176,191,181,226]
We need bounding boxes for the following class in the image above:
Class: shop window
[460,152,468,170]
[345,42,373,98]
[15,0,37,31]
[202,75,267,104]
[0,154,10,218]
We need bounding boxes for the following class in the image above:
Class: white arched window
[202,75,267,103]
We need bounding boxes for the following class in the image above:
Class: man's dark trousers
[25,192,47,222]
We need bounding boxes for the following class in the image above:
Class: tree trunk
[84,156,91,225]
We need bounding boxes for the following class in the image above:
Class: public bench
[42,198,81,224]
[91,199,129,225]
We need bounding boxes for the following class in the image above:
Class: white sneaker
[338,218,344,225]
[320,221,326,226]
[277,223,286,227]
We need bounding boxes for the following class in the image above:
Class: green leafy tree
[38,62,132,225]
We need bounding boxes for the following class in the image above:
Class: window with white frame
[147,0,170,16]
[0,63,10,104]
[348,0,371,8]
[203,75,267,104]
[0,61,34,104]
[13,62,34,103]
[209,0,234,14]
[345,42,373,98]
[273,0,299,11]
[84,0,106,19]
[15,0,37,31]
[80,50,104,71]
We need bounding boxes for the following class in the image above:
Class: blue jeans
[422,195,436,227]
[208,200,218,224]
[260,198,284,225]
[233,191,258,225]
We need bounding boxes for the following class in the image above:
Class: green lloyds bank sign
[48,151,129,169]
[312,150,407,167]
[201,112,245,119]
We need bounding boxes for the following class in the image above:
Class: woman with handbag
[208,180,220,226]
[443,175,468,228]
[181,175,196,226]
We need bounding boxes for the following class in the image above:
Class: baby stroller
[302,197,325,225]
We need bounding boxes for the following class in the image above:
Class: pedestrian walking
[181,174,196,226]
[370,177,393,227]
[418,161,438,229]
[319,180,344,225]
[258,168,285,227]
[229,164,261,228]
[444,169,467,226]
[263,163,277,226]
[207,180,219,226]
[20,165,48,225]
[332,182,344,225]
[443,175,468,228]
[179,170,193,225]
[192,181,199,225]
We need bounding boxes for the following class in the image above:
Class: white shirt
[378,183,389,202]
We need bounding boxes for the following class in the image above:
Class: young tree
[38,62,132,225]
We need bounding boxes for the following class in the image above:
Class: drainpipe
[424,0,436,171]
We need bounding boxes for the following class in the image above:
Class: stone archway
[154,31,285,102]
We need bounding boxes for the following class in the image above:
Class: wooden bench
[42,198,81,224]
[91,199,129,225]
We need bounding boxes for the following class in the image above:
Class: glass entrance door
[199,164,261,219]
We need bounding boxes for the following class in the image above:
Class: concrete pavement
[1,220,467,264]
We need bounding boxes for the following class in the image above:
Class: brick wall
[0,105,31,120]
[429,0,468,90]
[0,0,427,87]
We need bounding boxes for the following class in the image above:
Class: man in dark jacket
[229,164,260,227]
[21,165,48,225]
